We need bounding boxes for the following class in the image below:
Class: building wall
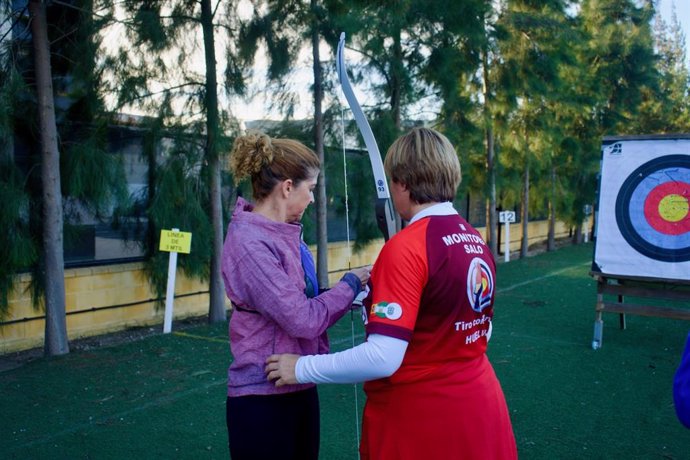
[1,263,215,353]
[0,219,576,353]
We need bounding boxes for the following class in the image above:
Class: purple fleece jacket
[222,198,357,396]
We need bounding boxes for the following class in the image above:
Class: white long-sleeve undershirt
[296,320,492,384]
[295,334,408,384]
[295,202,495,385]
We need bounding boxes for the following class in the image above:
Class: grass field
[2,242,690,459]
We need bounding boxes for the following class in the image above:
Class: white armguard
[295,334,408,384]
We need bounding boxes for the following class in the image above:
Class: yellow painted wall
[321,219,574,284]
[1,263,215,354]
[1,219,578,353]
[498,219,573,253]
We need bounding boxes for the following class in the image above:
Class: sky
[232,1,690,123]
[658,0,690,57]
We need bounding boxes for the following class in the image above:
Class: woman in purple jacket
[222,132,370,459]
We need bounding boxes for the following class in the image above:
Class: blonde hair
[229,132,320,200]
[384,127,461,203]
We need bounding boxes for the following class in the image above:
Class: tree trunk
[573,222,583,244]
[1,116,12,161]
[391,30,403,131]
[547,164,556,251]
[30,0,69,356]
[520,148,530,259]
[311,3,328,289]
[482,52,497,257]
[200,0,226,322]
[390,29,404,232]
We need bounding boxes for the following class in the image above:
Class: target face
[594,137,690,281]
[615,155,690,262]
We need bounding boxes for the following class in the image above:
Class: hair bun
[229,131,274,180]
[252,132,273,163]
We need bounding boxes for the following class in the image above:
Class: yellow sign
[159,230,192,254]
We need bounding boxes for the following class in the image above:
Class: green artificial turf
[1,242,689,459]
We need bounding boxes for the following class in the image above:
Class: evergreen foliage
[97,0,244,316]
[144,129,214,301]
[637,6,690,133]
[0,156,37,316]
[2,0,688,324]
[1,0,127,326]
[577,0,659,134]
[559,0,659,238]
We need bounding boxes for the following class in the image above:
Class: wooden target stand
[590,271,690,349]
[591,134,690,349]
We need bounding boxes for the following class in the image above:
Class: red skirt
[360,355,517,460]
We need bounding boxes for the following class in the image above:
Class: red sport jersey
[365,214,495,370]
[360,213,516,460]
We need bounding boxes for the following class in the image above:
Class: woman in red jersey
[265,127,517,460]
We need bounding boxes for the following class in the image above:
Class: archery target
[615,155,690,261]
[594,137,690,280]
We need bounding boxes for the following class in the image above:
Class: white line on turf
[497,262,591,294]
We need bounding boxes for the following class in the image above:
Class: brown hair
[384,127,461,203]
[229,132,320,201]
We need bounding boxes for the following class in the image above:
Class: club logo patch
[370,302,403,320]
[466,258,494,313]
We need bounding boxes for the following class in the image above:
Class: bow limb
[337,32,397,242]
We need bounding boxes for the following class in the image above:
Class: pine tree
[101,0,247,320]
[493,0,575,257]
[560,0,660,241]
[2,0,128,354]
[578,0,659,135]
[636,4,690,133]
[328,1,487,245]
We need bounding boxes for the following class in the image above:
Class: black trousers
[226,387,320,460]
